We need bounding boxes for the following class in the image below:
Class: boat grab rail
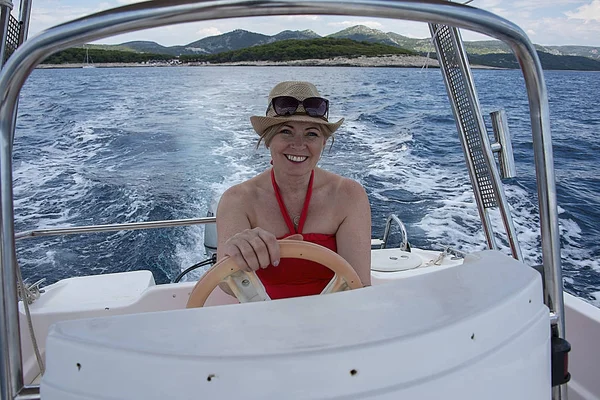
[0,1,564,399]
[14,217,217,240]
[380,214,409,251]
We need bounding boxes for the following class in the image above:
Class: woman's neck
[272,168,314,196]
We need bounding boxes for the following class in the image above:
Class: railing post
[0,0,13,67]
[429,23,523,261]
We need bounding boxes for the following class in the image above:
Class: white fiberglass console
[41,251,550,399]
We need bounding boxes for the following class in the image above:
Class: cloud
[277,15,320,22]
[195,27,222,38]
[477,0,588,21]
[28,5,103,36]
[566,0,600,22]
[457,0,600,45]
[20,0,600,47]
[328,20,384,29]
[520,15,600,45]
[478,0,504,7]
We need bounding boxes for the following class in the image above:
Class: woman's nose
[290,135,306,147]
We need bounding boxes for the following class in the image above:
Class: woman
[217,81,371,299]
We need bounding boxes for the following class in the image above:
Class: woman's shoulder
[220,171,270,204]
[318,170,370,218]
[316,169,367,199]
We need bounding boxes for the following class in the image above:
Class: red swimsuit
[255,169,336,299]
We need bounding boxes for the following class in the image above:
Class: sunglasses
[268,96,329,119]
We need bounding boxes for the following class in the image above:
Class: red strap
[270,169,314,234]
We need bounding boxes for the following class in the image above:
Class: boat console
[41,251,550,399]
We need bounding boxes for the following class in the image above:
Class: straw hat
[250,81,344,136]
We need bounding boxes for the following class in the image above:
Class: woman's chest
[250,191,341,235]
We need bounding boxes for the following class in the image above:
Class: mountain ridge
[89,25,600,61]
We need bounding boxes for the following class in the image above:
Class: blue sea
[12,66,600,307]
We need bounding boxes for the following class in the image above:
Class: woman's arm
[334,179,372,286]
[216,185,281,272]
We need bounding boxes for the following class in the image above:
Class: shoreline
[205,55,441,68]
[36,54,500,69]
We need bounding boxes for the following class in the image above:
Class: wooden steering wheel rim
[186,240,363,308]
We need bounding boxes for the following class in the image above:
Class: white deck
[41,250,550,399]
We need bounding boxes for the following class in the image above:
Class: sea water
[12,66,600,307]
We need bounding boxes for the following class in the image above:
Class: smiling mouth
[285,154,308,163]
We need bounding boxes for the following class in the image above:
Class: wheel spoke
[223,270,270,303]
[321,274,348,295]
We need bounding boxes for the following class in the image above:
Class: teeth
[286,155,308,162]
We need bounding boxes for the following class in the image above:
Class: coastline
[36,54,499,69]
[205,54,440,68]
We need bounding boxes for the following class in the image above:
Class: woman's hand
[222,227,303,272]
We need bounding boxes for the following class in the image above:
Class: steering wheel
[186,240,364,308]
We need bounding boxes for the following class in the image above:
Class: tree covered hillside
[180,38,416,63]
[41,47,172,64]
[468,51,600,71]
[40,38,600,71]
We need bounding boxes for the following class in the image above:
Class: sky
[19,0,600,47]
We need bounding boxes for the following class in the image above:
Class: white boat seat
[28,270,156,313]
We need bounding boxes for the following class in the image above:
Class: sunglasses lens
[270,96,329,118]
[272,96,299,116]
[302,97,328,117]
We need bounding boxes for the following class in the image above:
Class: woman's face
[269,121,327,175]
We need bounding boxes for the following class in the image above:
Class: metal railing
[379,214,409,251]
[0,1,564,398]
[429,23,523,261]
[490,110,517,179]
[15,217,216,240]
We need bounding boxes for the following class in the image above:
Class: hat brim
[250,114,344,136]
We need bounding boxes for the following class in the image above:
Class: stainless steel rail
[0,0,13,67]
[14,217,216,240]
[0,1,564,399]
[1,1,31,398]
[490,110,517,179]
[380,214,408,251]
[17,0,32,46]
[430,22,498,250]
[429,23,523,262]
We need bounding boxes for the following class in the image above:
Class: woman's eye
[280,129,292,135]
[307,131,319,137]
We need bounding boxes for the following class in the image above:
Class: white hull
[564,292,600,400]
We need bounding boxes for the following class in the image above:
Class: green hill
[41,47,172,64]
[41,37,600,72]
[180,38,416,63]
[79,25,600,68]
[468,51,600,71]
